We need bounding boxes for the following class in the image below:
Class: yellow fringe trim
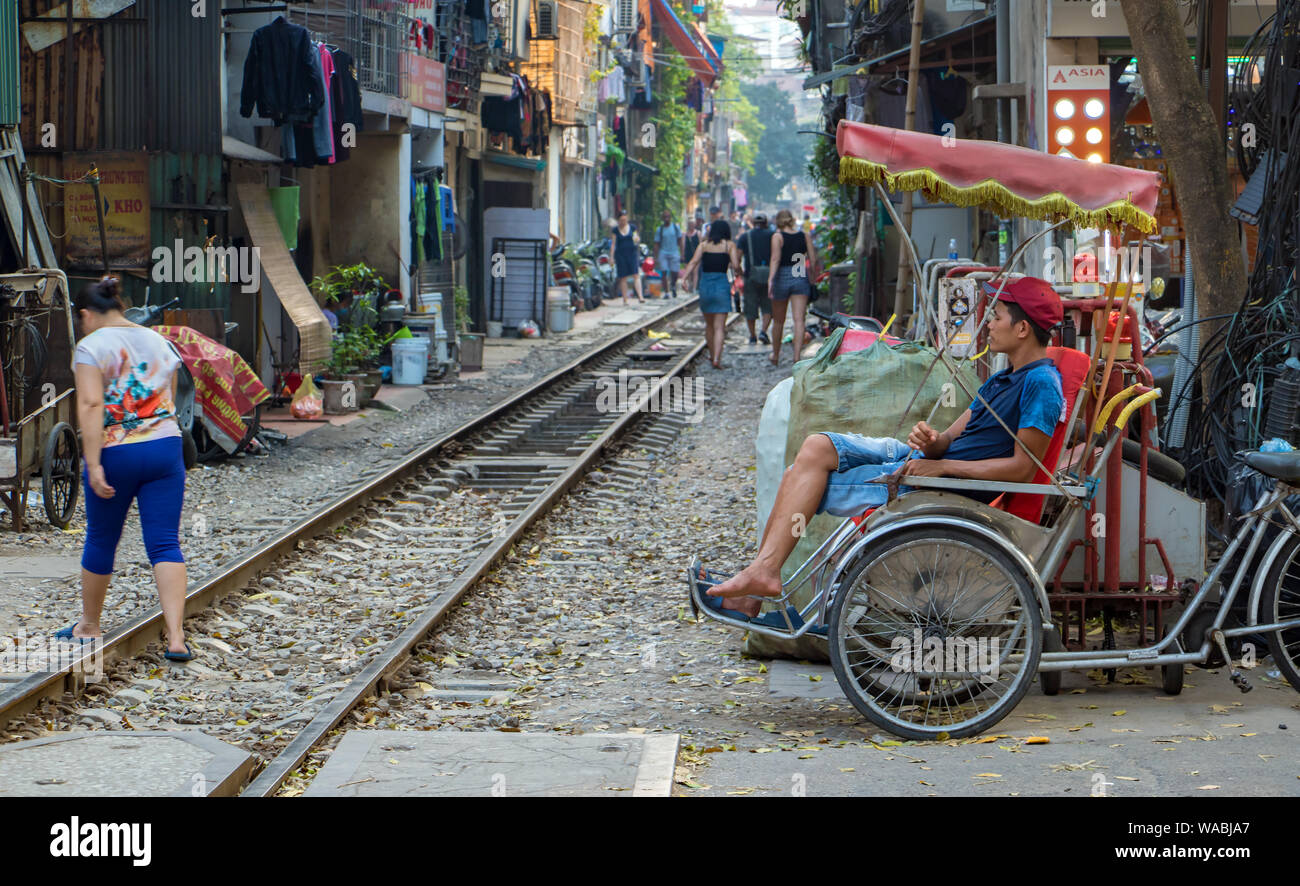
[838,156,1157,234]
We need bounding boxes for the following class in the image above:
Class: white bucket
[391,337,430,385]
[415,291,442,314]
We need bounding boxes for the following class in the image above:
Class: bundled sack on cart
[745,327,979,661]
[154,325,270,454]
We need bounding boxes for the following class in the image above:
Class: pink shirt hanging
[318,44,337,164]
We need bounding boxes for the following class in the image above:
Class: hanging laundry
[331,48,364,161]
[412,179,427,265]
[426,180,443,262]
[240,15,325,124]
[481,94,525,144]
[316,44,337,165]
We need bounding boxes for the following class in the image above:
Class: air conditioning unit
[612,0,636,33]
[536,0,558,38]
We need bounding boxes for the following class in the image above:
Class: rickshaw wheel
[828,526,1042,740]
[1160,626,1184,695]
[41,422,80,528]
[1259,532,1300,693]
[1039,626,1064,696]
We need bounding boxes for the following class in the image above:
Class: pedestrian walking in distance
[736,213,773,346]
[768,209,819,366]
[654,210,684,299]
[609,211,645,305]
[681,219,701,293]
[681,219,740,369]
[63,277,192,661]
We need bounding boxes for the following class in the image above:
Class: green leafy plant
[453,285,472,335]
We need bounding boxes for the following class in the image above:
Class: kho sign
[1046,65,1110,165]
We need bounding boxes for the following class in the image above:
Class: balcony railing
[287,0,408,100]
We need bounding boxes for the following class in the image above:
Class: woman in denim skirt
[767,209,820,366]
[681,220,740,368]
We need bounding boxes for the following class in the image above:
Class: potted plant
[322,329,366,414]
[354,326,385,401]
[454,285,483,372]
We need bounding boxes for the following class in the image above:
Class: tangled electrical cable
[1166,3,1300,514]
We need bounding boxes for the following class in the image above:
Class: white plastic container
[547,290,573,333]
[415,291,442,314]
[391,337,430,385]
[755,377,794,544]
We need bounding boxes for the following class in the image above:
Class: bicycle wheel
[1259,531,1300,693]
[828,526,1043,740]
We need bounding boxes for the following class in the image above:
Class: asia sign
[408,54,446,113]
[63,151,150,269]
[1046,66,1110,165]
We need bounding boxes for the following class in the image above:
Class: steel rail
[0,299,704,728]
[243,327,727,796]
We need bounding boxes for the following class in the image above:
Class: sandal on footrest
[750,606,829,637]
[688,558,754,625]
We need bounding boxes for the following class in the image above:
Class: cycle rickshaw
[688,120,1300,739]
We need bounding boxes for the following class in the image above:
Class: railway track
[0,299,734,795]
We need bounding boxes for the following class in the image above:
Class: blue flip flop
[688,560,756,625]
[751,605,829,637]
[53,623,98,643]
[163,643,194,662]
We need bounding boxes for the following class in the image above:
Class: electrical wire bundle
[1165,3,1300,521]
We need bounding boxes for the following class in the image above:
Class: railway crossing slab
[0,731,253,797]
[303,731,679,797]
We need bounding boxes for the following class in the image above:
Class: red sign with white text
[408,54,446,113]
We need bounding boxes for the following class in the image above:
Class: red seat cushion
[994,346,1091,522]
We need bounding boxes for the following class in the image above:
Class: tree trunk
[1122,0,1244,329]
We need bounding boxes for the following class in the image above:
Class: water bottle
[948,238,959,261]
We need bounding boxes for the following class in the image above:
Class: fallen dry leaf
[1024,736,1050,745]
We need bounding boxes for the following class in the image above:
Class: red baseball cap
[981,276,1063,331]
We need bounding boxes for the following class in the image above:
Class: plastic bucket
[267,186,300,250]
[415,291,442,314]
[391,337,429,385]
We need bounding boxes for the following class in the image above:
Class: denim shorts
[657,252,680,273]
[816,432,922,517]
[770,265,811,300]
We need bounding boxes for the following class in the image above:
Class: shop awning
[233,181,332,373]
[485,151,546,171]
[652,0,718,87]
[836,120,1161,232]
[625,156,659,176]
[223,135,284,164]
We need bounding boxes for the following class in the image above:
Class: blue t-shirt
[944,358,1065,464]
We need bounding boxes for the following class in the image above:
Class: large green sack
[743,331,980,661]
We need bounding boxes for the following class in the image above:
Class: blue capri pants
[82,436,186,575]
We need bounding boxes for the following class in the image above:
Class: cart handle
[1091,383,1151,435]
[1114,390,1161,432]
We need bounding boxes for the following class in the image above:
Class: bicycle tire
[828,526,1043,740]
[1259,530,1300,693]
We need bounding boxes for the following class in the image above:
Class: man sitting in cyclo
[706,277,1066,620]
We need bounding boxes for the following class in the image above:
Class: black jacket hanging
[240,16,325,124]
[331,48,364,160]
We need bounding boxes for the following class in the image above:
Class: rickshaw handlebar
[1091,384,1157,436]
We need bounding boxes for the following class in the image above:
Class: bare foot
[72,622,102,640]
[708,563,782,618]
[769,355,780,366]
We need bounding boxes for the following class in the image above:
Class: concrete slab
[304,731,679,797]
[767,661,842,699]
[0,731,253,797]
[371,384,429,412]
[0,555,81,581]
[697,664,1300,796]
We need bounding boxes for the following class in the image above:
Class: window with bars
[519,0,593,126]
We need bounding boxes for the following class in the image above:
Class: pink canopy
[836,120,1161,233]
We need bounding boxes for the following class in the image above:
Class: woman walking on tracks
[58,277,193,661]
[609,212,645,305]
[767,209,819,366]
[681,219,740,369]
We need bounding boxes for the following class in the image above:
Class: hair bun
[97,276,120,299]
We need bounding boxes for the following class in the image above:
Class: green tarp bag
[743,329,980,661]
